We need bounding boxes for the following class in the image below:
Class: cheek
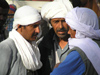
[63,23,69,29]
[52,24,57,31]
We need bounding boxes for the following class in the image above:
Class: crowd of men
[0,0,100,75]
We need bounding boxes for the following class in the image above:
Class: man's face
[21,21,41,42]
[0,7,8,27]
[68,27,76,38]
[51,18,69,38]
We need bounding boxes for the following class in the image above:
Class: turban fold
[66,7,100,74]
[41,1,73,21]
[65,7,100,39]
[13,5,41,29]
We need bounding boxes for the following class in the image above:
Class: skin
[50,18,69,49]
[17,21,41,43]
[0,7,8,29]
[8,9,15,18]
[54,26,76,68]
[50,18,69,38]
[68,27,76,38]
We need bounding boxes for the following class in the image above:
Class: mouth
[58,31,65,34]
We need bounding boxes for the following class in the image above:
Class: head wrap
[13,5,41,29]
[41,0,73,22]
[9,4,17,12]
[65,7,100,39]
[65,7,100,74]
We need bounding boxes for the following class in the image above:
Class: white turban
[41,0,73,21]
[65,7,100,39]
[13,5,41,29]
[66,7,100,74]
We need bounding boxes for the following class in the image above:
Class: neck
[58,35,69,49]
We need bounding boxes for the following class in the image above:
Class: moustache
[57,28,66,32]
[32,33,38,37]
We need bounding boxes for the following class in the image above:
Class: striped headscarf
[9,4,17,12]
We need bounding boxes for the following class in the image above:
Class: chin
[57,34,66,38]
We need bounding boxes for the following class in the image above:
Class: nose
[59,22,63,29]
[68,29,70,34]
[35,26,40,34]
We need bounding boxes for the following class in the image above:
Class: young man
[0,5,42,75]
[38,1,73,75]
[0,0,9,42]
[50,7,100,75]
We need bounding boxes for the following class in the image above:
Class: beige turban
[13,5,41,29]
[41,1,73,21]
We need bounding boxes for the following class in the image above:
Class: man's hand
[53,63,60,69]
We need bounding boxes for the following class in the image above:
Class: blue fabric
[6,18,14,31]
[50,51,85,75]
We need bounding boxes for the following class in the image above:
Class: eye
[33,24,39,28]
[53,20,59,23]
[61,19,66,22]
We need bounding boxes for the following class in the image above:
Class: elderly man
[0,5,42,75]
[50,7,100,75]
[38,1,73,75]
[0,0,9,42]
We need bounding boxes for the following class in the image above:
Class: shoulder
[38,28,54,47]
[67,47,88,62]
[0,38,15,52]
[50,50,85,75]
[0,38,14,46]
[42,28,54,41]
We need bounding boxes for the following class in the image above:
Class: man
[6,4,17,31]
[38,1,73,75]
[0,5,42,75]
[50,7,100,75]
[0,0,9,42]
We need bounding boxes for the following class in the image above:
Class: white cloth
[9,29,42,71]
[65,7,100,39]
[68,38,100,75]
[41,1,73,22]
[13,5,41,29]
[65,7,100,74]
[54,0,73,10]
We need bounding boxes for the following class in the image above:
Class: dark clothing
[38,28,55,75]
[0,28,9,42]
[38,28,69,75]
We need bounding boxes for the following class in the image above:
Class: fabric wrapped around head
[9,4,17,12]
[65,7,100,39]
[41,0,73,22]
[13,5,41,29]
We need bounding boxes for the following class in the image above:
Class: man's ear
[17,24,22,28]
[16,24,22,32]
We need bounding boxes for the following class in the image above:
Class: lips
[58,31,65,34]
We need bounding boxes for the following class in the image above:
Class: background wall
[6,0,50,11]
